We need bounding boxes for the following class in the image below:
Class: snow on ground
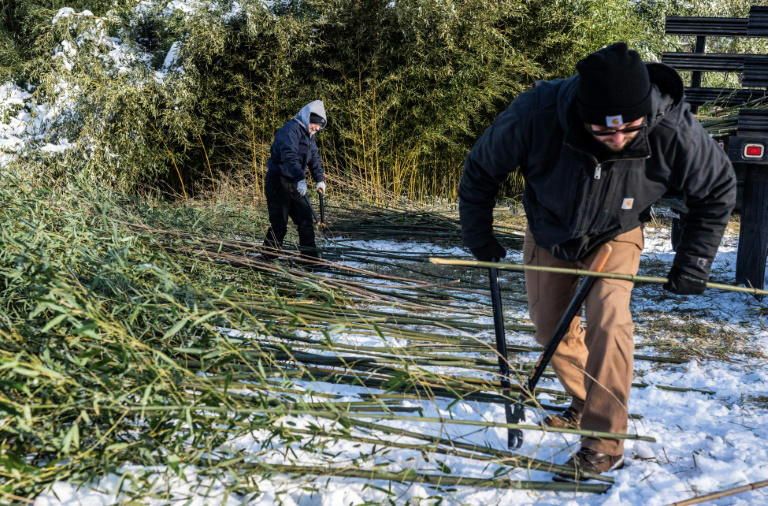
[33,223,768,505]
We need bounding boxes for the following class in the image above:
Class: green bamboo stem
[287,427,613,482]
[246,345,697,396]
[89,404,654,442]
[229,359,704,402]
[231,462,610,492]
[634,383,715,395]
[669,479,768,506]
[262,335,685,368]
[345,418,613,483]
[429,258,768,296]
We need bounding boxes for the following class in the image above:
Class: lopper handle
[589,243,613,273]
[304,195,321,225]
[318,191,325,227]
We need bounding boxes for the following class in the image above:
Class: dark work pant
[263,171,318,259]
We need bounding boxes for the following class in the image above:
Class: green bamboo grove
[0,0,763,201]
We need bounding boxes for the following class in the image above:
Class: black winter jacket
[459,63,736,278]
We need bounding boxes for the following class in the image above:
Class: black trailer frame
[663,6,768,291]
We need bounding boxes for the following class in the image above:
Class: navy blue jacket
[267,101,326,183]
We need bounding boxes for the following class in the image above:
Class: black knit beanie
[309,112,326,128]
[576,42,652,126]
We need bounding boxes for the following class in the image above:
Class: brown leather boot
[556,447,625,481]
[543,404,583,429]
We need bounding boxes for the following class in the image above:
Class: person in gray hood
[459,43,735,478]
[263,100,327,262]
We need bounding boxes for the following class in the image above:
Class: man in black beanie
[459,42,735,478]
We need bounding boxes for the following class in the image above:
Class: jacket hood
[294,100,327,135]
[556,62,685,130]
[645,62,684,127]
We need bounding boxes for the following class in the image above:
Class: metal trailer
[663,6,768,291]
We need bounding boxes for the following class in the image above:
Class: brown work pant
[524,227,643,456]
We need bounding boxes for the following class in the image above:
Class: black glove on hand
[470,236,506,262]
[664,266,707,295]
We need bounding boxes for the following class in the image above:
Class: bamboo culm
[429,258,768,296]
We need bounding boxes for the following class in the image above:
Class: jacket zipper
[565,140,650,175]
[564,141,651,234]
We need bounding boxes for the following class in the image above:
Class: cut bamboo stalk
[92,404,655,441]
[668,479,768,506]
[231,463,611,493]
[345,418,614,483]
[429,258,768,296]
[287,427,613,483]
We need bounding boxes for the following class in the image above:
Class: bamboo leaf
[163,317,190,340]
[62,423,79,453]
[73,321,99,338]
[167,455,181,476]
[40,314,68,333]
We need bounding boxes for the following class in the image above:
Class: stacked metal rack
[663,6,768,291]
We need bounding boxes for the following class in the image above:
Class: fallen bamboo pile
[0,170,724,501]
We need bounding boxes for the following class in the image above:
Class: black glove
[664,266,707,295]
[470,236,506,262]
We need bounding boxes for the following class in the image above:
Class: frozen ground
[34,224,768,505]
